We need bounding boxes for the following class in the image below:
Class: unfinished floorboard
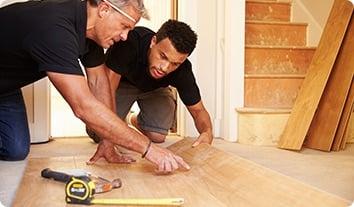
[333,80,354,151]
[305,17,354,151]
[278,0,354,150]
[13,138,349,207]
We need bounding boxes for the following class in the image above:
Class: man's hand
[87,139,136,164]
[144,144,190,174]
[192,131,213,147]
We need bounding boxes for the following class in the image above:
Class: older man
[0,0,189,174]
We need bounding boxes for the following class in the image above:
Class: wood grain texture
[246,21,307,46]
[245,46,315,75]
[305,17,354,151]
[344,111,354,144]
[333,80,354,151]
[246,1,291,22]
[237,109,290,146]
[245,76,304,108]
[13,138,350,207]
[342,110,354,149]
[278,0,354,150]
[247,0,277,1]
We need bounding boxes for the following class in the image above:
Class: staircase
[237,0,316,145]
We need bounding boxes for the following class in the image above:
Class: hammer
[41,168,122,193]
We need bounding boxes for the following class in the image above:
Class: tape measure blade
[91,198,184,206]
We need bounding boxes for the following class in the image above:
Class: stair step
[237,107,291,114]
[246,0,278,2]
[245,75,304,108]
[236,107,290,146]
[246,1,291,22]
[246,21,308,46]
[245,45,316,74]
[236,109,354,146]
[245,74,306,78]
[246,0,292,2]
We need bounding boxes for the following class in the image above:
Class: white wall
[0,0,28,7]
[136,0,172,32]
[178,0,245,141]
[223,0,245,141]
[178,0,217,138]
[292,0,334,46]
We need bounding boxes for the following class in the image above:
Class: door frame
[22,78,51,143]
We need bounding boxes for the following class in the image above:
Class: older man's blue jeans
[0,89,30,161]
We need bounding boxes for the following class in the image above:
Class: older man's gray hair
[89,0,149,20]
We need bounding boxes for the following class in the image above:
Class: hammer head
[41,168,122,194]
[91,177,122,193]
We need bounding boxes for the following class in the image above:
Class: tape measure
[65,176,95,205]
[65,176,184,206]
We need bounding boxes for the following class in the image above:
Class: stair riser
[245,47,315,74]
[237,110,354,146]
[246,2,291,22]
[245,78,304,108]
[246,23,307,46]
[247,0,277,2]
[237,112,289,146]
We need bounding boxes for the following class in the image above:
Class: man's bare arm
[85,64,135,163]
[186,100,213,147]
[47,71,190,173]
[105,65,121,112]
[86,64,113,109]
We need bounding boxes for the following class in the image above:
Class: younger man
[101,20,213,146]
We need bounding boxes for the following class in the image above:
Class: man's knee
[7,149,29,161]
[86,127,100,143]
[1,144,30,161]
[145,132,166,143]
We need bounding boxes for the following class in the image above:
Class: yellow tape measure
[65,176,95,205]
[65,176,184,206]
[91,198,185,206]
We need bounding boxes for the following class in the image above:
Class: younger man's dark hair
[156,19,197,55]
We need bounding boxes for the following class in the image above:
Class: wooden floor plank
[333,80,354,151]
[305,17,354,151]
[278,0,354,150]
[343,110,354,147]
[13,138,350,207]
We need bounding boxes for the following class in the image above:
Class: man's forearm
[48,72,190,172]
[194,111,213,136]
[106,66,121,113]
[187,101,213,138]
[83,95,150,155]
[87,65,114,110]
[82,97,149,154]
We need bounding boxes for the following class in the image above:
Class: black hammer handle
[41,168,72,183]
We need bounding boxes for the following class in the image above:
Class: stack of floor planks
[278,0,354,152]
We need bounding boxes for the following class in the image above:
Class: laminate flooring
[0,136,353,206]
